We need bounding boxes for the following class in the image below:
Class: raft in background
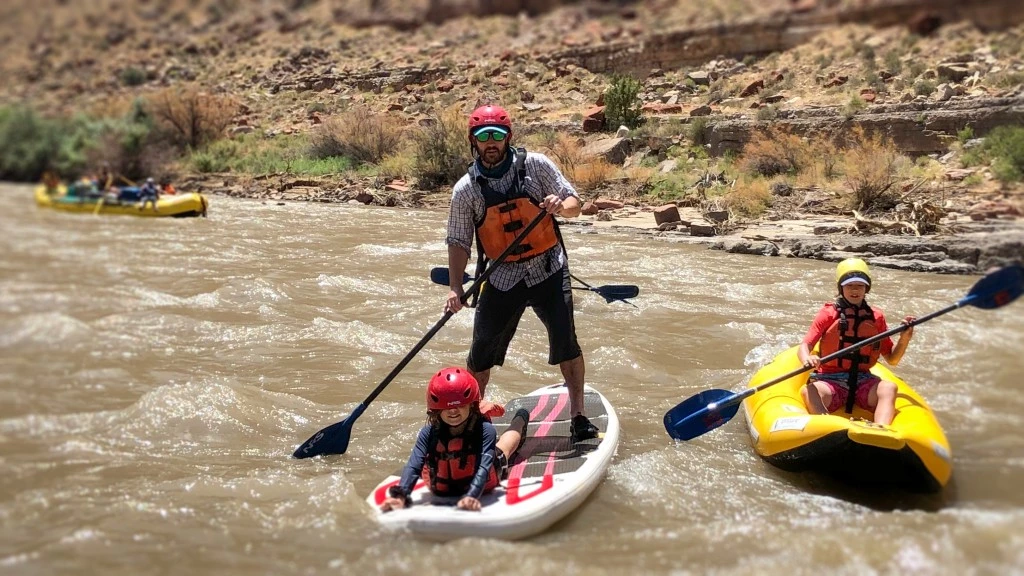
[34,185,208,218]
[367,384,620,541]
[741,346,952,493]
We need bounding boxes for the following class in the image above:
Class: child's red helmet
[427,367,480,410]
[468,105,512,134]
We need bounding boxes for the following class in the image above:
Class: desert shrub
[146,86,238,150]
[374,150,417,182]
[687,116,710,147]
[756,105,779,122]
[120,66,147,87]
[0,106,68,181]
[603,75,644,130]
[725,178,772,218]
[412,107,472,188]
[309,107,403,165]
[913,79,936,96]
[570,160,618,193]
[957,125,975,144]
[738,129,808,178]
[983,125,1024,183]
[535,131,585,176]
[842,95,867,119]
[840,128,906,211]
[0,102,168,182]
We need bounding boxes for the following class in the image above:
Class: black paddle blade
[429,267,470,287]
[664,389,741,441]
[967,264,1024,310]
[593,285,640,302]
[292,404,365,459]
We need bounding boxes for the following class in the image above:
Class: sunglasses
[474,131,507,142]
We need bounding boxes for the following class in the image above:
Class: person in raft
[379,367,530,512]
[798,258,917,426]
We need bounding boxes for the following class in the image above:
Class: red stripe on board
[505,391,568,505]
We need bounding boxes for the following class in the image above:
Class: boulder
[653,203,681,225]
[593,198,625,210]
[581,137,632,165]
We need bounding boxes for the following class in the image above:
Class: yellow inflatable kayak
[741,346,952,492]
[35,185,208,218]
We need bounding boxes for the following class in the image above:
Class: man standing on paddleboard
[443,103,599,444]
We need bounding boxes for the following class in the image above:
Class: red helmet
[427,367,480,410]
[468,104,512,134]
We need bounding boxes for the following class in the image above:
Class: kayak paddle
[429,266,640,303]
[664,264,1024,441]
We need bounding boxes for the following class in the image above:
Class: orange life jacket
[422,419,499,497]
[473,148,560,263]
[819,299,882,373]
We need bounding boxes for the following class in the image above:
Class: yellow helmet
[836,258,871,292]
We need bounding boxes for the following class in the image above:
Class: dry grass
[412,106,471,189]
[534,131,586,177]
[309,107,404,165]
[724,177,772,218]
[738,128,809,178]
[840,127,907,211]
[570,160,619,193]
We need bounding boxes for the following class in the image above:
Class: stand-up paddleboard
[366,383,619,541]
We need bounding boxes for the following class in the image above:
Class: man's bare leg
[470,368,490,397]
[560,354,586,416]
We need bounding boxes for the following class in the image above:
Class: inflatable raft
[367,383,619,541]
[35,185,208,218]
[742,346,952,492]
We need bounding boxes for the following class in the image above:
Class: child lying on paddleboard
[380,367,529,512]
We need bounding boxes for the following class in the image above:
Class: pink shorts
[809,372,880,413]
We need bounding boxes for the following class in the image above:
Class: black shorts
[467,266,582,372]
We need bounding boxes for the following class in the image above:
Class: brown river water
[2,184,1023,575]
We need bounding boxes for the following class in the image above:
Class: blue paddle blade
[293,403,365,458]
[966,264,1024,310]
[664,389,742,441]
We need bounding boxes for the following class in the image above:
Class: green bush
[120,67,147,87]
[984,125,1024,183]
[913,79,936,96]
[956,125,974,144]
[0,106,114,181]
[603,75,644,130]
[687,116,710,147]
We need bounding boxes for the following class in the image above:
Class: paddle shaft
[430,266,638,301]
[721,297,972,410]
[356,210,550,408]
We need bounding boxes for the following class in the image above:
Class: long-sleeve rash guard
[396,421,498,501]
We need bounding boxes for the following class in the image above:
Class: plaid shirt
[446,150,579,292]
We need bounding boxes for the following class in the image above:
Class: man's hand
[540,194,564,215]
[445,287,465,314]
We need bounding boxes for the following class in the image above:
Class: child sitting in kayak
[380,367,529,512]
[798,258,916,426]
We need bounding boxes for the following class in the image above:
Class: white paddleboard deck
[366,383,619,541]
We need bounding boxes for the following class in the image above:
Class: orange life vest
[473,148,560,263]
[422,420,499,497]
[819,299,882,373]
